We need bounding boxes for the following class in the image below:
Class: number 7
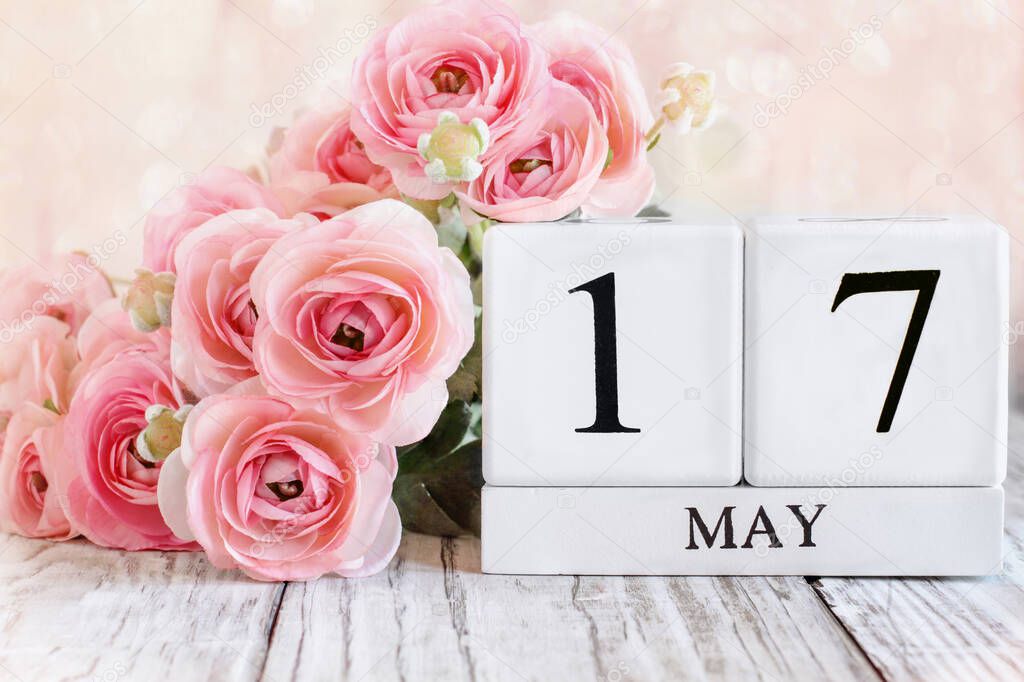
[831,270,940,433]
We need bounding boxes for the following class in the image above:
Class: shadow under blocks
[480,216,1007,576]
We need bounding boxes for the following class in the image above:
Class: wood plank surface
[261,537,877,681]
[0,535,877,681]
[0,535,281,681]
[811,415,1024,682]
[4,422,1024,681]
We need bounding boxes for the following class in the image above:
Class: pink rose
[55,345,197,551]
[70,298,171,391]
[251,199,474,445]
[269,105,398,218]
[0,252,114,338]
[171,209,311,396]
[0,316,77,414]
[350,0,546,199]
[0,404,76,540]
[531,13,655,217]
[143,167,285,274]
[457,83,608,222]
[157,394,400,581]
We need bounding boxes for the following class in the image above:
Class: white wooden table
[4,420,1024,682]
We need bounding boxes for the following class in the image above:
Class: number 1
[831,270,940,433]
[569,273,640,434]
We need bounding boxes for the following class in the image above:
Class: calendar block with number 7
[482,219,743,486]
[744,216,1008,487]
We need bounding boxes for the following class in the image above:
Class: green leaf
[445,314,482,402]
[637,204,671,218]
[469,402,482,438]
[471,274,483,307]
[393,318,484,536]
[392,476,467,536]
[646,133,661,151]
[398,400,472,472]
[446,366,477,404]
[394,440,482,536]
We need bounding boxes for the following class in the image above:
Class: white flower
[657,63,717,133]
[122,268,175,332]
[417,111,489,183]
[134,404,192,464]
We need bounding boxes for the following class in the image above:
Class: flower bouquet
[0,0,714,581]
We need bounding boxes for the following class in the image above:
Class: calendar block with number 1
[482,219,743,486]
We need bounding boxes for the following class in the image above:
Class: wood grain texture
[0,535,877,681]
[4,425,1023,681]
[0,536,281,682]
[811,415,1024,682]
[261,537,877,681]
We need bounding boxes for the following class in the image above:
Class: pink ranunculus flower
[157,393,400,581]
[250,199,474,446]
[0,251,114,338]
[531,13,656,217]
[0,403,76,540]
[349,0,546,200]
[171,209,312,397]
[0,316,77,415]
[69,298,171,393]
[54,346,197,551]
[143,167,285,274]
[457,82,609,222]
[269,105,398,218]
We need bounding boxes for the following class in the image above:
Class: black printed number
[831,270,940,433]
[569,273,640,434]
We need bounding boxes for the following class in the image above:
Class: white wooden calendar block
[482,219,742,486]
[745,216,1008,486]
[481,484,1004,576]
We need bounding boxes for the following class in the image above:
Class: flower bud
[466,215,491,261]
[123,268,175,332]
[657,63,717,133]
[134,404,192,464]
[417,111,489,184]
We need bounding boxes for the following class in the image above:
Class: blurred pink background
[2,0,1022,392]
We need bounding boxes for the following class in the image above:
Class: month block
[482,219,743,486]
[744,216,1008,486]
[481,485,1004,576]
